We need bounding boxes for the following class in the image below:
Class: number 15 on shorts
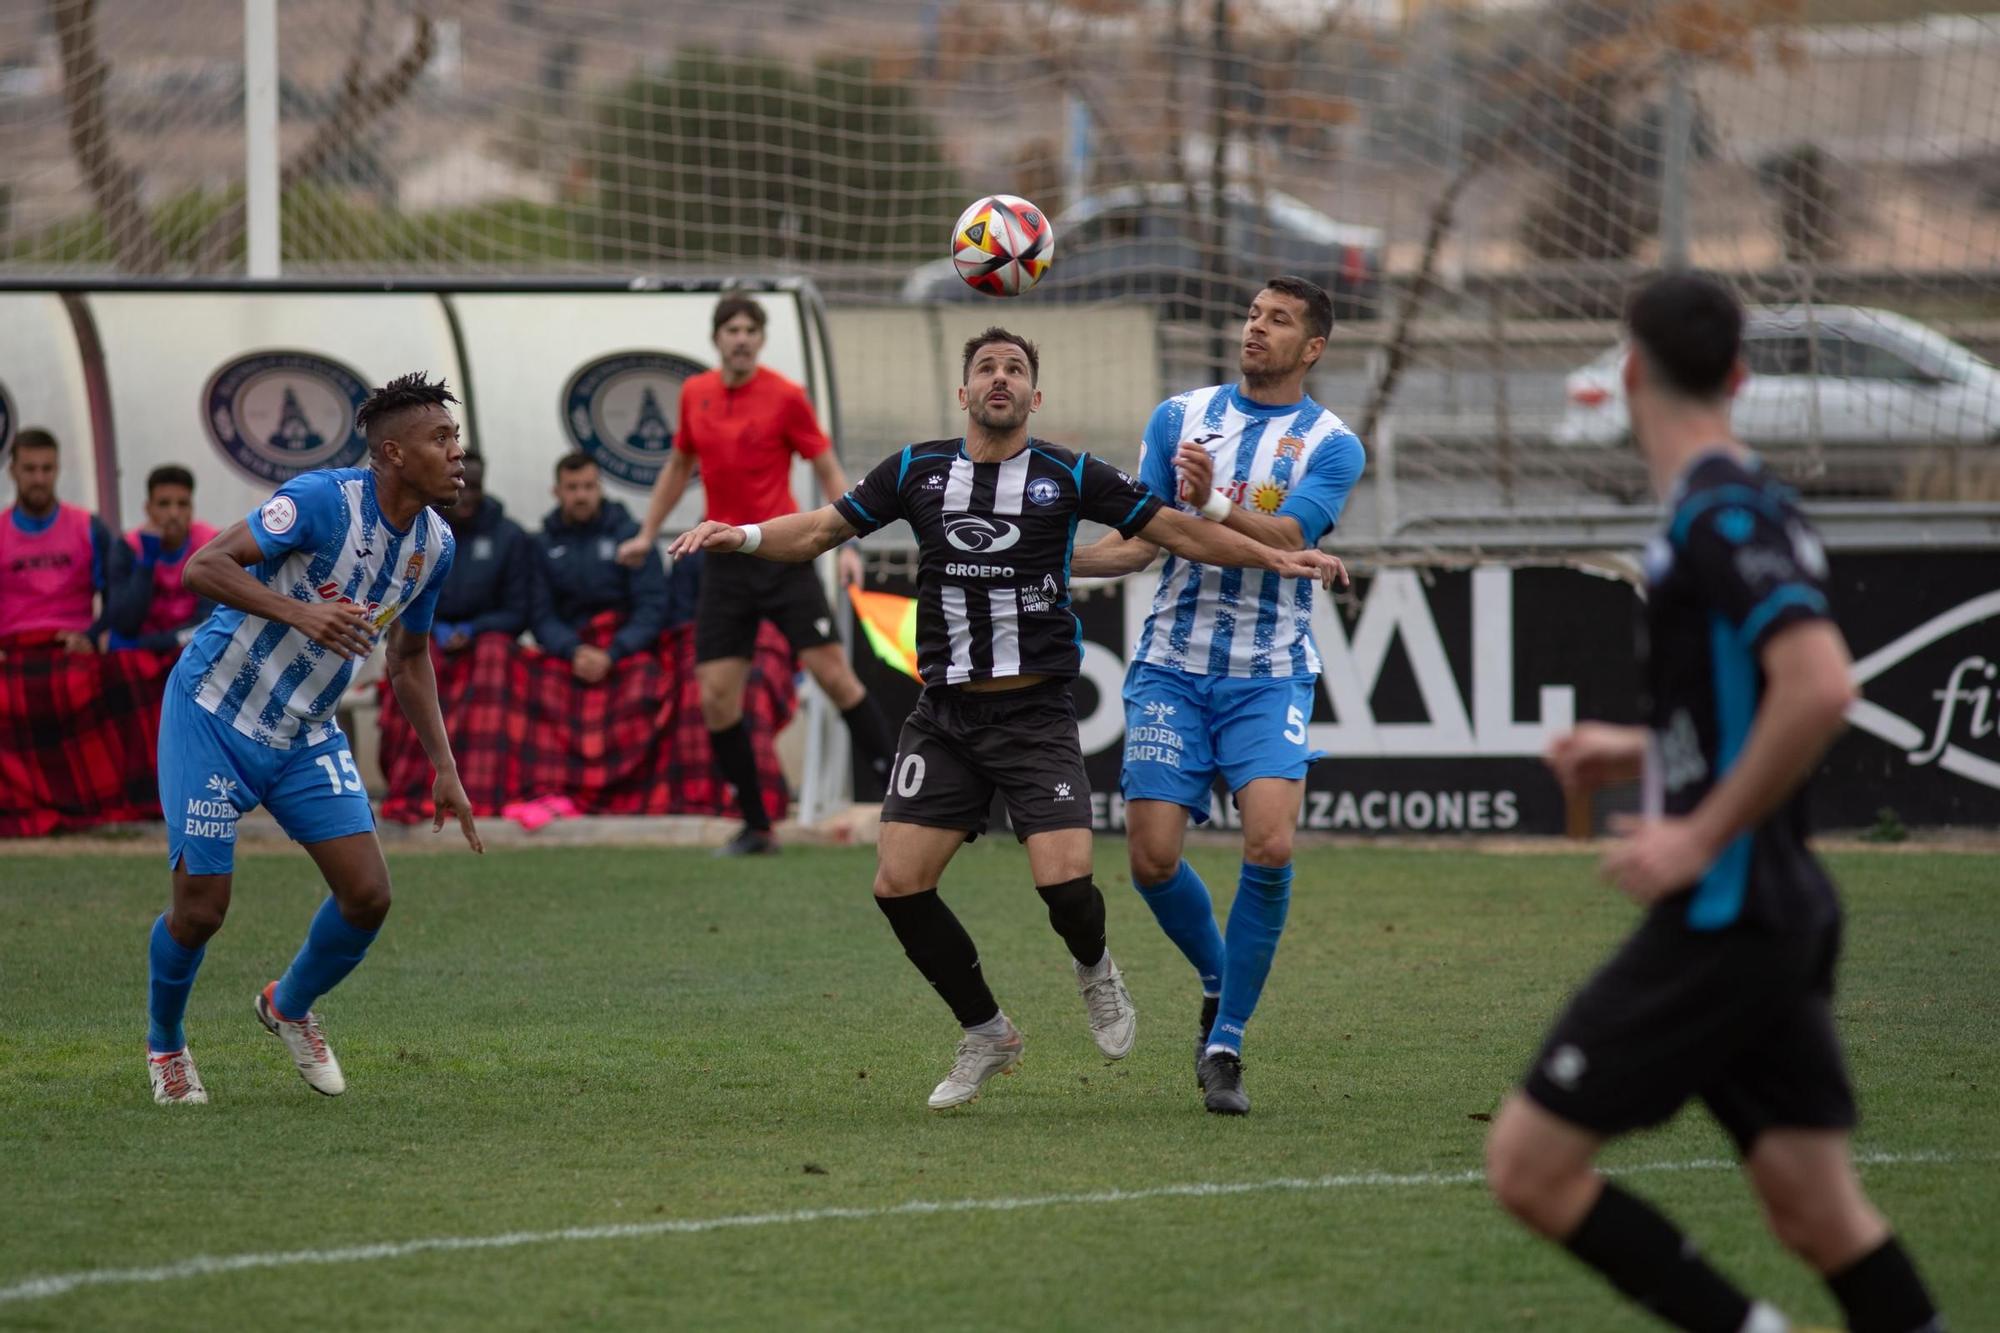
[314,749,365,793]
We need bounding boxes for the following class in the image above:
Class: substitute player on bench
[1484,274,1944,1333]
[671,327,1346,1111]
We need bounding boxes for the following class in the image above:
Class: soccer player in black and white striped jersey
[672,327,1347,1110]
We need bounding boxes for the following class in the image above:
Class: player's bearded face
[715,316,765,376]
[961,349,1038,432]
[8,449,56,513]
[1239,292,1315,381]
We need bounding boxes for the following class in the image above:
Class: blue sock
[1134,860,1225,994]
[147,914,206,1054]
[1210,862,1293,1054]
[272,898,379,1020]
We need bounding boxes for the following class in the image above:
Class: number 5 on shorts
[1284,706,1307,746]
[315,750,364,793]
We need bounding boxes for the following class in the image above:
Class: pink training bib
[128,520,219,635]
[0,503,97,638]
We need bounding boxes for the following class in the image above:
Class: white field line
[0,1149,1962,1306]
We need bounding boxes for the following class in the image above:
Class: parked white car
[1555,305,2000,448]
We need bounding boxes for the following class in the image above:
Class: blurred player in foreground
[1075,276,1364,1115]
[672,327,1346,1110]
[1484,274,1944,1333]
[145,373,483,1106]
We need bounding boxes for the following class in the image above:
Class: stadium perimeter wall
[855,553,2000,836]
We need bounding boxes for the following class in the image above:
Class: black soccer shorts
[880,679,1093,842]
[1522,910,1857,1154]
[694,551,840,664]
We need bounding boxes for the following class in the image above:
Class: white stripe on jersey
[191,476,450,747]
[939,584,976,685]
[194,480,370,731]
[227,482,377,738]
[991,452,1030,515]
[986,587,1021,676]
[1136,385,1346,678]
[944,457,977,511]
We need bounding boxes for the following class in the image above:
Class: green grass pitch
[2,842,1994,1330]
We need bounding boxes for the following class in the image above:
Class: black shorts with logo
[881,679,1093,842]
[1522,908,1856,1154]
[694,551,840,663]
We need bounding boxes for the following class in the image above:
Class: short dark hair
[712,294,767,338]
[1261,276,1333,343]
[11,428,58,457]
[1625,271,1743,401]
[147,464,195,496]
[356,372,458,446]
[960,327,1040,385]
[554,452,597,480]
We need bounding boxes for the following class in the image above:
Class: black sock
[875,890,1000,1028]
[708,722,771,831]
[840,695,896,783]
[1036,876,1106,968]
[1828,1236,1943,1333]
[1564,1183,1752,1333]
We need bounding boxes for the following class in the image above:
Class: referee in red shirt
[619,294,897,855]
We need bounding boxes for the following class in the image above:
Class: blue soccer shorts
[1118,661,1324,822]
[158,683,376,875]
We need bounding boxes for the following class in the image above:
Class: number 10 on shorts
[315,749,365,793]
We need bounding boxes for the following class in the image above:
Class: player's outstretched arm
[1072,531,1162,579]
[667,506,857,564]
[617,449,698,568]
[1601,620,1854,902]
[184,522,376,659]
[1137,506,1348,589]
[384,622,483,853]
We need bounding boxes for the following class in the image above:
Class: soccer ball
[951,194,1055,297]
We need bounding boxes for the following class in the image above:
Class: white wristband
[737,523,763,554]
[1199,490,1231,522]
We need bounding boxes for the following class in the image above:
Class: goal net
[6,0,2000,530]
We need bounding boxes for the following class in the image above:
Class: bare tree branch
[195,6,434,271]
[50,0,168,273]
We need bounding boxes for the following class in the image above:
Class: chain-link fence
[6,0,2000,533]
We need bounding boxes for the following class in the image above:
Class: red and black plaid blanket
[376,616,796,824]
[0,635,178,836]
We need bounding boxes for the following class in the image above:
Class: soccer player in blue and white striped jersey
[1076,276,1364,1114]
[144,373,483,1107]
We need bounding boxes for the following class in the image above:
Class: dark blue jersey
[1640,451,1838,932]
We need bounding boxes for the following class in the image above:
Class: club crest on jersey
[405,551,425,583]
[1026,477,1061,507]
[944,514,1021,553]
[1276,435,1305,462]
[203,350,370,483]
[561,350,709,487]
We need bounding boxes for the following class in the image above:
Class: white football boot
[928,1020,1025,1110]
[255,982,347,1096]
[1075,952,1137,1059]
[147,1047,209,1105]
